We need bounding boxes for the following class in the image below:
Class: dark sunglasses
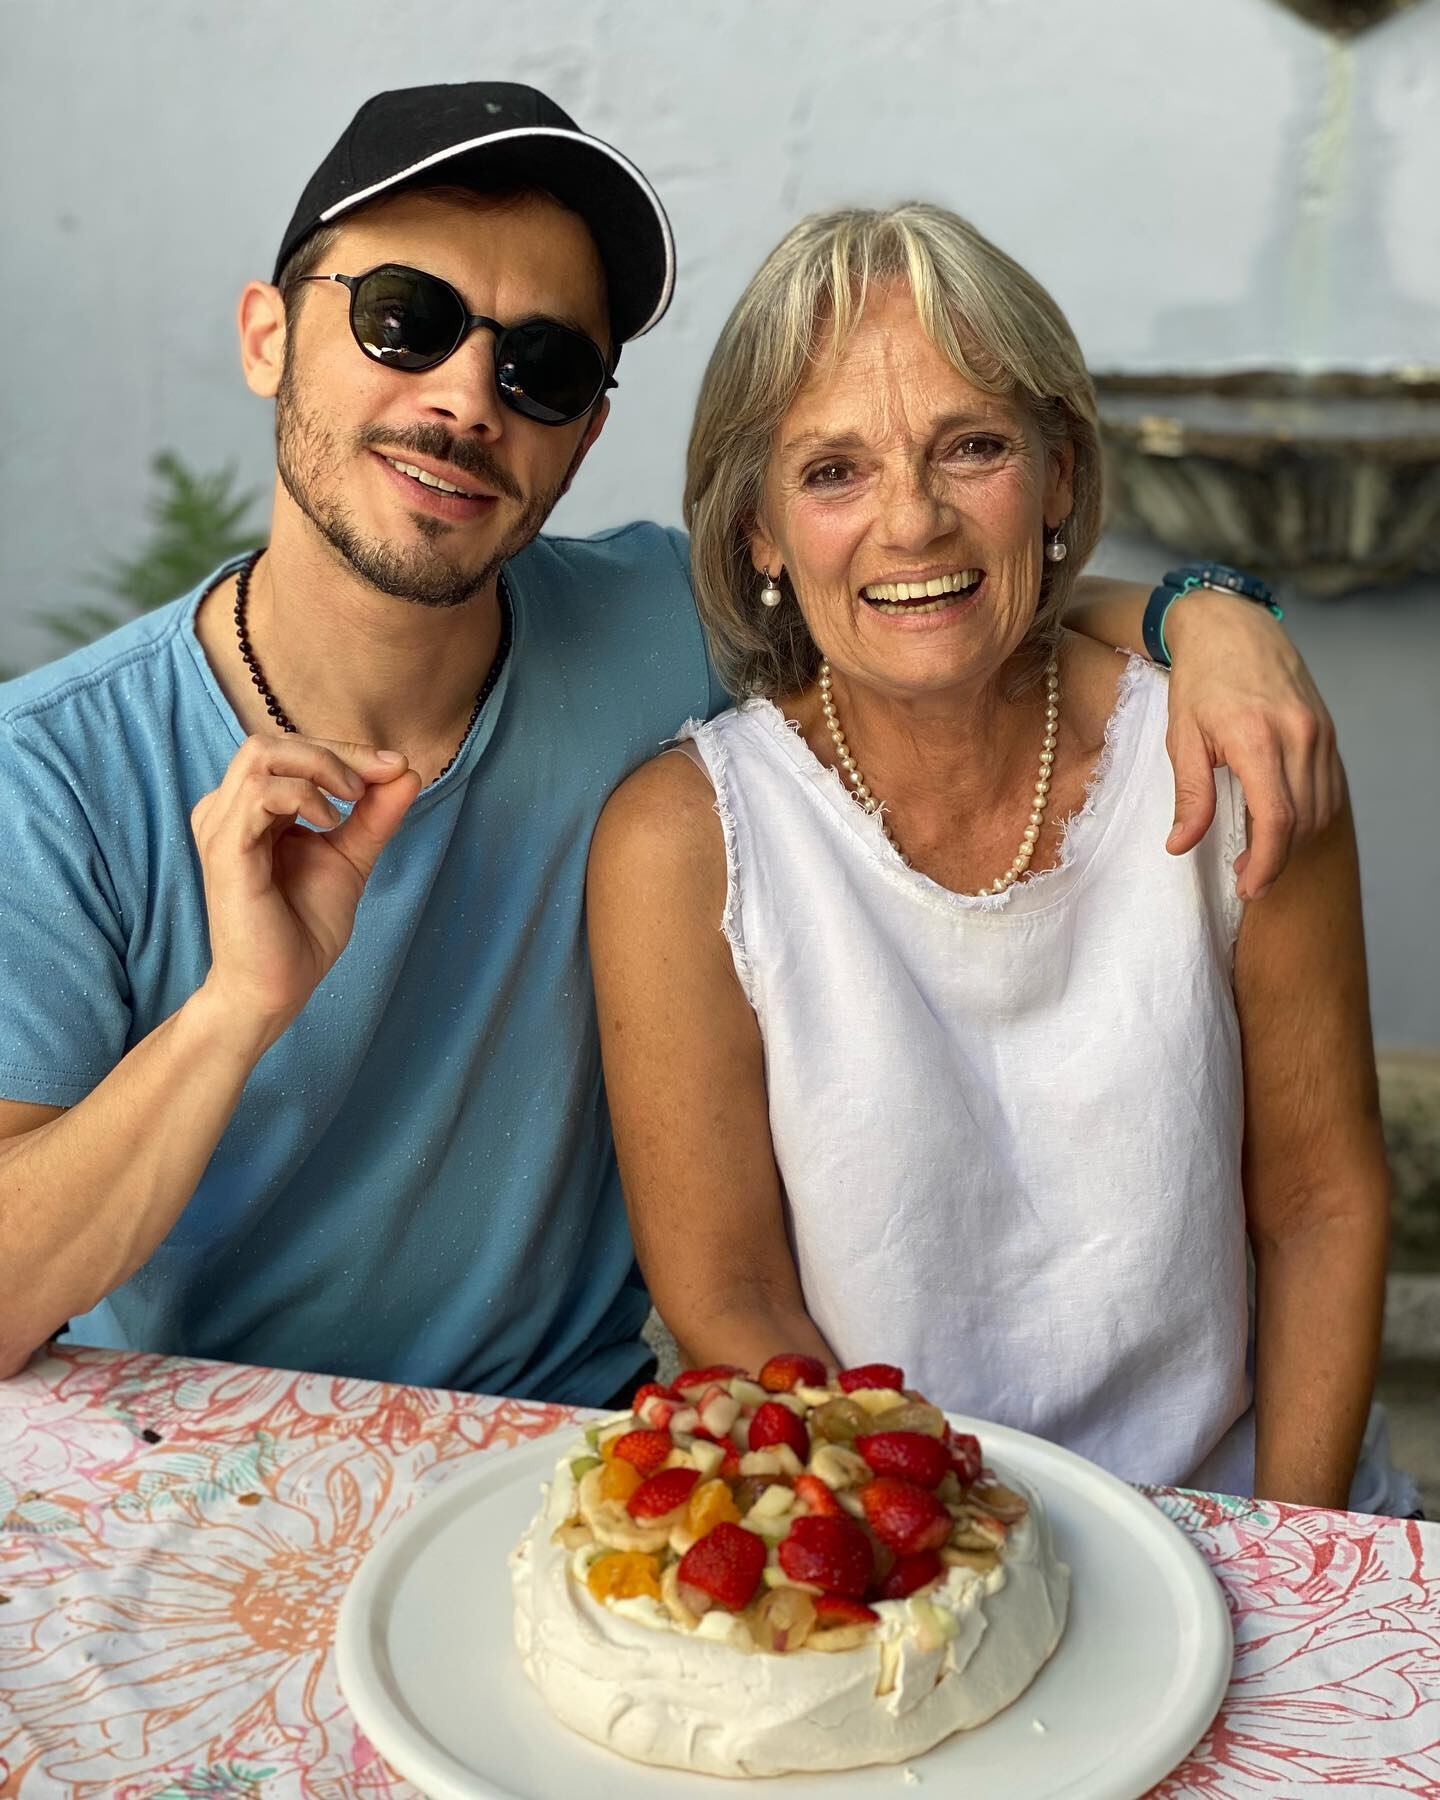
[297,262,617,425]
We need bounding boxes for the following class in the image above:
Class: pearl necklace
[818,655,1061,894]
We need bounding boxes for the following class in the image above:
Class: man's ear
[559,397,610,497]
[239,282,288,399]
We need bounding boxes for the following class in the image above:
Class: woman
[587,203,1409,1512]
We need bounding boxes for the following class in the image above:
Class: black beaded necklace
[233,549,513,784]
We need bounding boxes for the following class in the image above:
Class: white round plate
[336,1415,1233,1800]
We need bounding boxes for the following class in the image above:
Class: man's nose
[408,325,508,438]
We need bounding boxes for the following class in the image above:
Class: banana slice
[577,1466,673,1553]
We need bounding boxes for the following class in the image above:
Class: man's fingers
[224,734,410,805]
[1237,773,1297,900]
[1165,722,1218,856]
[327,769,423,879]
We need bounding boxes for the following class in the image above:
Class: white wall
[2,0,1438,1042]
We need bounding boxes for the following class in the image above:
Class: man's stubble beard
[274,348,574,610]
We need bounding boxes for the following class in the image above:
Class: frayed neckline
[738,653,1155,916]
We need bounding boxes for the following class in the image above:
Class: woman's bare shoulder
[589,745,726,891]
[1059,628,1155,740]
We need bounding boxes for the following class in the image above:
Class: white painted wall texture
[1,0,1437,1042]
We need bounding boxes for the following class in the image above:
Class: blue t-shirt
[0,523,727,1404]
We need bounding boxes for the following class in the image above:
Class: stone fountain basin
[1093,370,1440,595]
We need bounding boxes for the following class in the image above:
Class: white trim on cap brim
[318,125,675,340]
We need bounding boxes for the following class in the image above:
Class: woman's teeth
[385,456,476,497]
[861,570,982,615]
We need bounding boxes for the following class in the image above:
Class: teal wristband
[1144,572,1285,669]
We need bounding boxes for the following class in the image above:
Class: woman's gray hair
[684,202,1103,700]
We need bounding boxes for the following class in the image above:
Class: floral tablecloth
[1,1346,1437,1798]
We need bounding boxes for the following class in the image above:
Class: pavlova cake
[509,1355,1069,1777]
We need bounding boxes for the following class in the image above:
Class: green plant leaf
[13,451,265,673]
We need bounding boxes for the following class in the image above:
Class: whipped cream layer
[509,1434,1069,1778]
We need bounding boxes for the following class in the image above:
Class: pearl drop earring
[1044,527,1068,564]
[760,570,783,608]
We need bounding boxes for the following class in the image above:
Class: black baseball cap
[274,81,675,346]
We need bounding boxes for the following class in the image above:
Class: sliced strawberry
[855,1430,951,1490]
[627,1466,701,1519]
[794,1473,843,1518]
[636,1394,679,1432]
[837,1363,905,1393]
[777,1514,874,1598]
[677,1520,767,1612]
[748,1400,810,1462]
[944,1427,983,1487]
[631,1381,675,1411]
[610,1429,672,1477]
[813,1594,880,1626]
[875,1550,944,1600]
[674,1364,745,1395]
[860,1476,953,1555]
[719,1445,743,1481]
[758,1352,828,1393]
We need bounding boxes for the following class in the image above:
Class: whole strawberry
[627,1466,701,1520]
[860,1476,953,1555]
[855,1430,950,1489]
[748,1400,811,1462]
[758,1352,828,1393]
[677,1521,767,1612]
[837,1363,905,1393]
[778,1515,874,1598]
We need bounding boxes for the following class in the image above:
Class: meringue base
[509,1445,1069,1778]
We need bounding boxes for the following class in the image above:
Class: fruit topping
[809,1397,869,1444]
[969,1478,1029,1523]
[875,1549,945,1600]
[586,1550,662,1604]
[631,1381,675,1411]
[777,1514,875,1598]
[794,1473,843,1517]
[860,1476,954,1555]
[749,1586,817,1652]
[944,1426,983,1487]
[673,1364,745,1398]
[627,1466,702,1520]
[855,1430,951,1489]
[611,1429,673,1476]
[813,1594,880,1626]
[758,1352,828,1393]
[748,1400,811,1462]
[677,1520,767,1611]
[599,1457,644,1503]
[685,1477,742,1538]
[869,1400,947,1438]
[837,1363,905,1393]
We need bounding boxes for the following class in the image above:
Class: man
[0,82,1339,1404]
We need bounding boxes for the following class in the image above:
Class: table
[1,1346,1437,1798]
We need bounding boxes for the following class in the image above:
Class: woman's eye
[950,435,1005,461]
[805,461,852,487]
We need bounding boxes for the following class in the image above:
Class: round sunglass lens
[352,268,463,370]
[498,323,607,423]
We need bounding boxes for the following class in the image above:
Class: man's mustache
[361,424,526,505]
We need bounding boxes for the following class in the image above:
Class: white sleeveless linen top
[679,658,1409,1511]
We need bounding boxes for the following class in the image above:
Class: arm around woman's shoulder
[586,751,833,1373]
[1232,789,1390,1507]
